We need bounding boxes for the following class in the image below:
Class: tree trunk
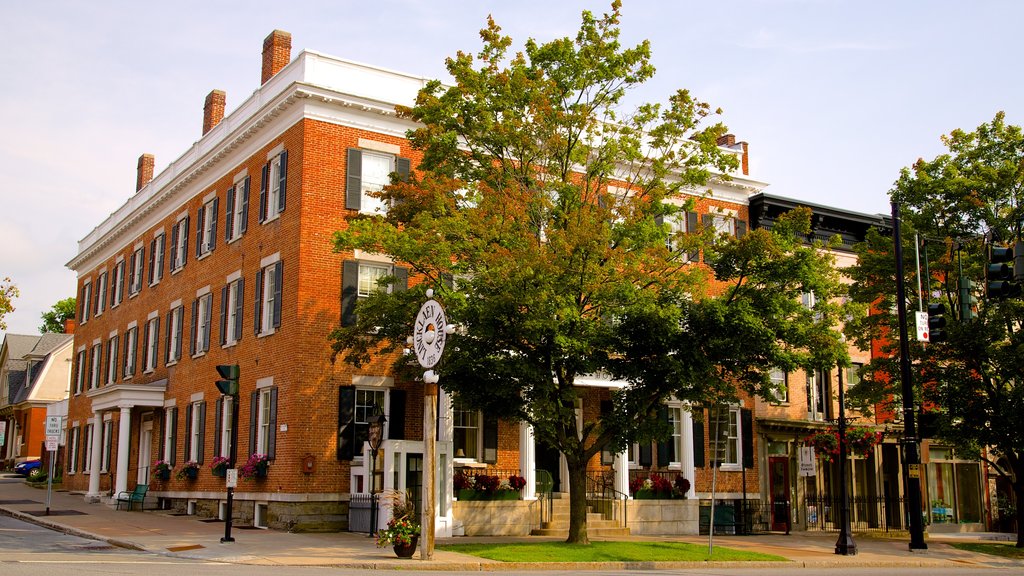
[565,457,590,545]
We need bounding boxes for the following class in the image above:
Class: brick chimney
[203,89,226,135]
[740,141,749,175]
[716,133,737,147]
[261,30,292,84]
[63,318,76,335]
[136,153,155,192]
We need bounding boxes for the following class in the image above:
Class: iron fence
[348,493,373,533]
[699,498,771,535]
[801,494,907,533]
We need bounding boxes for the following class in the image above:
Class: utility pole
[891,201,928,550]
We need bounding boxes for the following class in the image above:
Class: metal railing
[586,470,628,528]
[348,493,374,533]
[699,498,771,535]
[536,469,554,526]
[801,494,907,533]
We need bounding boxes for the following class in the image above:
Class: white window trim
[150,231,166,287]
[220,396,234,457]
[712,405,742,472]
[189,401,203,461]
[358,150,396,216]
[256,388,273,455]
[264,152,285,223]
[112,259,125,307]
[198,195,217,259]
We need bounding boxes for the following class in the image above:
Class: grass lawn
[949,542,1024,559]
[437,541,787,562]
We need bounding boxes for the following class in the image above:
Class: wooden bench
[115,484,148,511]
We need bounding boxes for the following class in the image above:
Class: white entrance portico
[84,381,166,500]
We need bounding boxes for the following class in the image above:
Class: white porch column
[682,409,696,498]
[614,450,629,497]
[519,421,536,500]
[86,411,102,498]
[114,406,131,495]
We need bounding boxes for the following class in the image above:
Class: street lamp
[834,363,857,555]
[367,405,387,536]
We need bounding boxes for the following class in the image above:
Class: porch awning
[85,380,167,412]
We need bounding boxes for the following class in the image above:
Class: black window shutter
[158,234,165,280]
[388,389,406,440]
[202,295,212,352]
[153,317,161,368]
[181,216,189,266]
[131,329,139,375]
[345,148,362,210]
[190,299,198,357]
[686,212,700,261]
[654,214,663,227]
[657,405,671,467]
[337,386,355,460]
[702,214,714,262]
[741,408,754,469]
[170,407,177,465]
[240,177,250,233]
[272,261,283,328]
[396,157,410,181]
[268,387,278,459]
[195,206,204,258]
[175,308,183,360]
[341,260,359,326]
[254,268,264,335]
[158,410,166,464]
[141,325,149,371]
[197,401,206,464]
[735,219,747,239]
[214,397,223,458]
[210,197,219,251]
[80,426,88,472]
[259,162,269,222]
[277,151,288,213]
[128,251,136,291]
[482,413,499,464]
[235,278,245,342]
[184,404,193,461]
[393,266,408,292]
[639,443,653,467]
[220,286,228,346]
[225,186,235,241]
[170,224,179,269]
[249,391,259,457]
[693,411,705,468]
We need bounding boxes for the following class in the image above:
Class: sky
[1,0,1021,337]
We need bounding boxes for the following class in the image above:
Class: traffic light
[216,364,239,396]
[927,303,946,343]
[987,244,1021,298]
[958,277,978,321]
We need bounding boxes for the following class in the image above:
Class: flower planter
[155,469,171,481]
[393,535,418,558]
[182,467,198,480]
[254,467,268,479]
[211,467,227,478]
[455,488,520,501]
[633,490,674,500]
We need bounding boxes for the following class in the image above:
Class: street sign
[226,468,238,488]
[798,446,817,477]
[915,311,929,342]
[45,416,61,436]
[908,463,920,479]
[45,436,58,452]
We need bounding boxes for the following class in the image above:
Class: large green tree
[0,277,17,331]
[845,112,1024,546]
[39,297,76,334]
[331,2,845,544]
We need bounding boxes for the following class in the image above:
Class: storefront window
[926,446,982,524]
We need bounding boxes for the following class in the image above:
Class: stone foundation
[453,499,538,536]
[162,496,349,532]
[626,499,700,535]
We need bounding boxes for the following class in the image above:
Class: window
[251,387,278,457]
[74,349,86,394]
[259,151,288,222]
[770,368,788,404]
[710,405,740,468]
[105,334,119,385]
[149,233,166,285]
[95,272,107,316]
[100,420,113,473]
[67,425,80,474]
[452,396,480,460]
[846,363,862,389]
[111,260,125,307]
[663,211,698,261]
[353,388,385,459]
[184,401,206,463]
[341,261,408,326]
[123,326,138,378]
[667,406,682,465]
[192,293,213,356]
[217,396,234,458]
[165,305,184,364]
[170,216,189,272]
[345,148,410,214]
[82,423,93,474]
[162,407,177,464]
[196,197,219,257]
[221,277,244,346]
[255,261,282,336]
[142,316,160,373]
[80,281,92,323]
[128,246,144,295]
[806,370,829,421]
[89,344,102,390]
[225,177,250,241]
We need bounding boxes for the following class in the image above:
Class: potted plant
[210,456,229,478]
[176,461,199,481]
[375,490,420,558]
[153,460,172,481]
[239,453,269,479]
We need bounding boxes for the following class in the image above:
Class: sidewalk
[1,476,1021,570]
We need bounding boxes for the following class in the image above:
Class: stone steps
[530,498,630,537]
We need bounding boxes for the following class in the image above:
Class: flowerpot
[183,467,198,480]
[155,469,171,481]
[254,467,268,479]
[393,535,418,558]
[212,467,226,478]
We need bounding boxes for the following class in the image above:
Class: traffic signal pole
[891,201,928,550]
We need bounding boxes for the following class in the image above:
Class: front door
[769,456,790,531]
[406,454,423,523]
[536,442,562,493]
[137,420,152,485]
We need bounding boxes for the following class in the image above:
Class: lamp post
[367,405,387,536]
[834,364,857,555]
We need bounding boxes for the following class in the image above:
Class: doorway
[536,442,562,493]
[406,454,423,522]
[769,456,790,531]
[137,419,152,485]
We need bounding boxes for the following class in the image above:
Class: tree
[39,297,76,334]
[330,2,846,544]
[844,112,1024,547]
[0,277,17,331]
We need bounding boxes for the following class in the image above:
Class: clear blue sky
[1,0,1021,336]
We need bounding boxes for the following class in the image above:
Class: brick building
[64,30,768,534]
